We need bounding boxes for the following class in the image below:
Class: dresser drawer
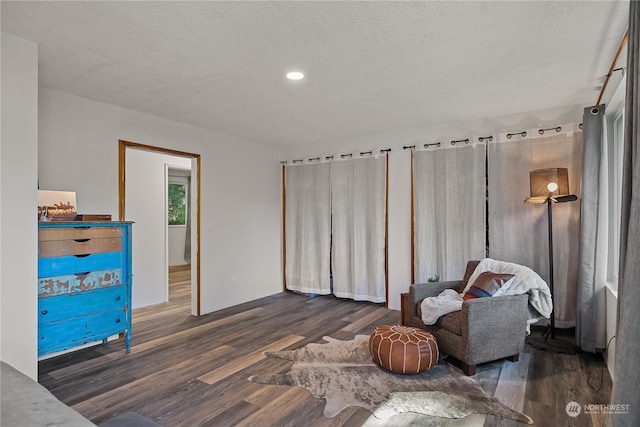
[39,238,122,257]
[39,226,122,241]
[38,252,122,278]
[38,269,123,297]
[38,309,128,356]
[39,286,127,324]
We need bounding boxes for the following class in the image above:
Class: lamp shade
[529,168,570,198]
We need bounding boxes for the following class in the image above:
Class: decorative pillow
[462,258,536,295]
[463,272,515,300]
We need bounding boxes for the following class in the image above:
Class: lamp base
[541,324,554,340]
[526,325,578,355]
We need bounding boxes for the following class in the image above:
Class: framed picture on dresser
[37,190,77,221]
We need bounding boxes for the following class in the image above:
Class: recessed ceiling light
[286,71,304,80]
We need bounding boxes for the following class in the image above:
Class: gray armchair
[401,260,529,375]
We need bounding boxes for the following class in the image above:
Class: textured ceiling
[1,1,630,147]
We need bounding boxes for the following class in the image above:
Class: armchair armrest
[409,280,463,303]
[461,294,529,364]
[463,294,528,326]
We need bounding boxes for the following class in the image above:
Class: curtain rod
[280,148,391,164]
[505,126,565,139]
[506,131,527,139]
[594,31,628,110]
[450,138,469,146]
[403,136,493,150]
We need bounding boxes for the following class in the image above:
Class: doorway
[167,165,192,306]
[118,140,201,316]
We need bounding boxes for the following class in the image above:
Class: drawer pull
[115,295,121,301]
[116,318,121,323]
[74,238,91,243]
[41,310,48,315]
[74,254,90,258]
[73,226,91,230]
[74,272,91,277]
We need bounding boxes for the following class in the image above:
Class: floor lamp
[524,168,577,340]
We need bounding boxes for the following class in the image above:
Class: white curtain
[284,163,331,295]
[331,156,387,303]
[488,132,582,328]
[413,145,486,282]
[184,176,191,263]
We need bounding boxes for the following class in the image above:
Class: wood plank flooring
[38,267,612,426]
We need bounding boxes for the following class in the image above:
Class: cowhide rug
[249,335,533,424]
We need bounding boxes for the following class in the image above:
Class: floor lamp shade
[529,168,570,198]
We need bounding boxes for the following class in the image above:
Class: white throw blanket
[420,289,463,325]
[420,258,553,333]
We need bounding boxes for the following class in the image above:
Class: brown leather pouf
[369,325,439,374]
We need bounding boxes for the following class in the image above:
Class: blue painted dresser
[37,221,133,356]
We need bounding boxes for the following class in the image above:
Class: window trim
[604,74,626,290]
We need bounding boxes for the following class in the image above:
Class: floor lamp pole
[546,197,555,340]
[527,168,577,344]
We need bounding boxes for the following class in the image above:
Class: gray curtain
[184,176,191,264]
[611,2,640,426]
[576,105,607,353]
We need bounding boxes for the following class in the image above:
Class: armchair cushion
[462,272,515,300]
[416,299,462,335]
[437,310,462,335]
[419,289,463,325]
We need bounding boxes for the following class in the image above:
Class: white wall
[125,150,191,308]
[168,174,190,267]
[0,33,39,379]
[168,226,187,266]
[38,88,282,315]
[279,103,584,310]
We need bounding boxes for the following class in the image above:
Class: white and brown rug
[249,335,533,424]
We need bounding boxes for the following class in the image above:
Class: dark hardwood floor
[38,266,612,426]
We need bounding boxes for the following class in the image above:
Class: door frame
[118,139,202,315]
